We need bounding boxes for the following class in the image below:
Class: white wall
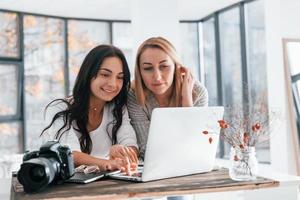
[131,0,180,56]
[0,0,131,20]
[281,0,300,38]
[0,0,241,20]
[265,0,300,175]
[280,0,300,175]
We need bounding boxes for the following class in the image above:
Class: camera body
[17,141,75,192]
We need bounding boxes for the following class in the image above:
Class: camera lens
[29,166,46,182]
[17,157,59,193]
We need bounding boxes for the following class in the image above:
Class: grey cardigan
[127,81,209,159]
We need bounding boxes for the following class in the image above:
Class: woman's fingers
[109,145,139,174]
[124,147,137,164]
[181,66,193,82]
[108,159,124,172]
[114,158,131,174]
[188,72,195,85]
[180,66,195,107]
[180,66,188,73]
[99,161,110,171]
[182,67,194,86]
[99,158,136,175]
[106,164,112,171]
[129,147,139,164]
[186,69,192,80]
[130,162,137,171]
[124,157,131,175]
[114,159,126,172]
[111,145,138,164]
[110,145,125,159]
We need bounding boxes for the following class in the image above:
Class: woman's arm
[179,66,209,107]
[192,81,209,107]
[180,66,195,107]
[127,89,151,160]
[110,106,139,165]
[73,151,129,173]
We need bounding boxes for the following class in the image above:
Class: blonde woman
[127,37,208,159]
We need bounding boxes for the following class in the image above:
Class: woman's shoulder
[127,88,151,119]
[127,88,140,106]
[128,88,137,98]
[193,81,207,94]
[192,81,208,106]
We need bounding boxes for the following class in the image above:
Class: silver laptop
[109,106,224,182]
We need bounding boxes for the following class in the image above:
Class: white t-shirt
[41,102,138,159]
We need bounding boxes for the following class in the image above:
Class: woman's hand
[97,159,125,171]
[180,66,195,107]
[110,145,138,163]
[98,158,137,176]
[72,151,133,175]
[109,145,138,174]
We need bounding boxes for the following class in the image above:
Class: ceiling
[0,0,242,20]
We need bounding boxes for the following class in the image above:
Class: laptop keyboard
[130,172,142,177]
[138,159,144,167]
[116,167,143,178]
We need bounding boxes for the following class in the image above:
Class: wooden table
[10,168,279,200]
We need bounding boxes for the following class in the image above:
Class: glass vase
[229,146,258,181]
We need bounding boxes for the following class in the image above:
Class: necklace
[90,107,104,114]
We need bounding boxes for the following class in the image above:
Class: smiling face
[90,56,124,102]
[139,48,175,96]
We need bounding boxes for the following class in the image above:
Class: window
[218,8,243,158]
[244,0,269,162]
[219,8,243,108]
[112,22,134,75]
[0,63,19,116]
[199,1,268,162]
[179,23,200,80]
[68,20,110,92]
[0,12,19,58]
[0,122,21,154]
[201,18,219,106]
[0,63,22,154]
[23,15,66,150]
[0,11,22,153]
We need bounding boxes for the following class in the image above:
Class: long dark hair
[41,45,131,154]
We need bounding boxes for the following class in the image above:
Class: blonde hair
[134,37,182,107]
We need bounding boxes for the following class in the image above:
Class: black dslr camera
[17,141,75,193]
